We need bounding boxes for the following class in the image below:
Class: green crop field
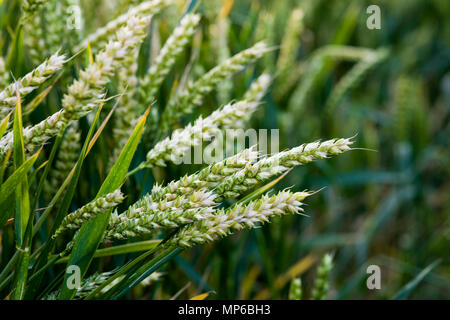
[0,0,448,301]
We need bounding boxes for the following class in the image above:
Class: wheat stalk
[167,190,313,248]
[22,0,51,15]
[216,138,353,198]
[110,50,140,165]
[139,13,201,106]
[44,124,81,199]
[76,0,170,52]
[53,189,124,238]
[0,52,66,116]
[105,190,217,240]
[137,100,260,169]
[161,41,270,131]
[311,253,333,300]
[0,57,10,90]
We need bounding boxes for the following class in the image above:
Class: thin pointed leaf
[0,112,11,138]
[0,149,40,226]
[393,260,441,300]
[13,94,30,247]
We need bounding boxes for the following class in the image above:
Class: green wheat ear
[289,278,303,300]
[311,253,334,300]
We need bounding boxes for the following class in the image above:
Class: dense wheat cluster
[0,0,448,301]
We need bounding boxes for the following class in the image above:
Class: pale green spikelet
[139,13,201,107]
[0,52,66,117]
[107,149,258,240]
[287,50,325,115]
[53,189,124,238]
[311,253,333,300]
[325,48,389,113]
[392,75,430,150]
[394,76,411,143]
[0,57,10,90]
[254,11,276,71]
[76,0,170,52]
[243,73,272,103]
[143,148,258,202]
[44,124,81,199]
[63,15,151,119]
[62,0,84,46]
[289,278,302,300]
[167,190,313,248]
[43,0,84,55]
[216,138,353,199]
[0,14,153,160]
[210,6,232,105]
[110,50,140,166]
[162,41,270,131]
[138,100,260,169]
[105,190,217,240]
[22,0,51,16]
[22,1,52,63]
[276,8,304,81]
[44,271,114,300]
[0,110,67,160]
[287,46,381,116]
[23,13,48,64]
[44,1,66,55]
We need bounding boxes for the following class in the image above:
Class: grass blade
[12,95,30,247]
[0,149,39,226]
[393,260,441,300]
[0,112,11,138]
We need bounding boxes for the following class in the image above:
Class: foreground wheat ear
[0,0,361,301]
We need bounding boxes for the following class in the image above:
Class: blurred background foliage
[1,0,449,299]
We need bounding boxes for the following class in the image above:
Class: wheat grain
[216,138,353,198]
[53,189,124,238]
[139,13,201,106]
[76,0,170,52]
[22,0,51,15]
[110,50,140,165]
[138,100,260,169]
[44,124,81,199]
[289,278,303,300]
[44,271,114,300]
[311,253,333,300]
[106,190,217,240]
[167,190,312,248]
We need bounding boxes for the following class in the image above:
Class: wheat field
[0,0,448,301]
